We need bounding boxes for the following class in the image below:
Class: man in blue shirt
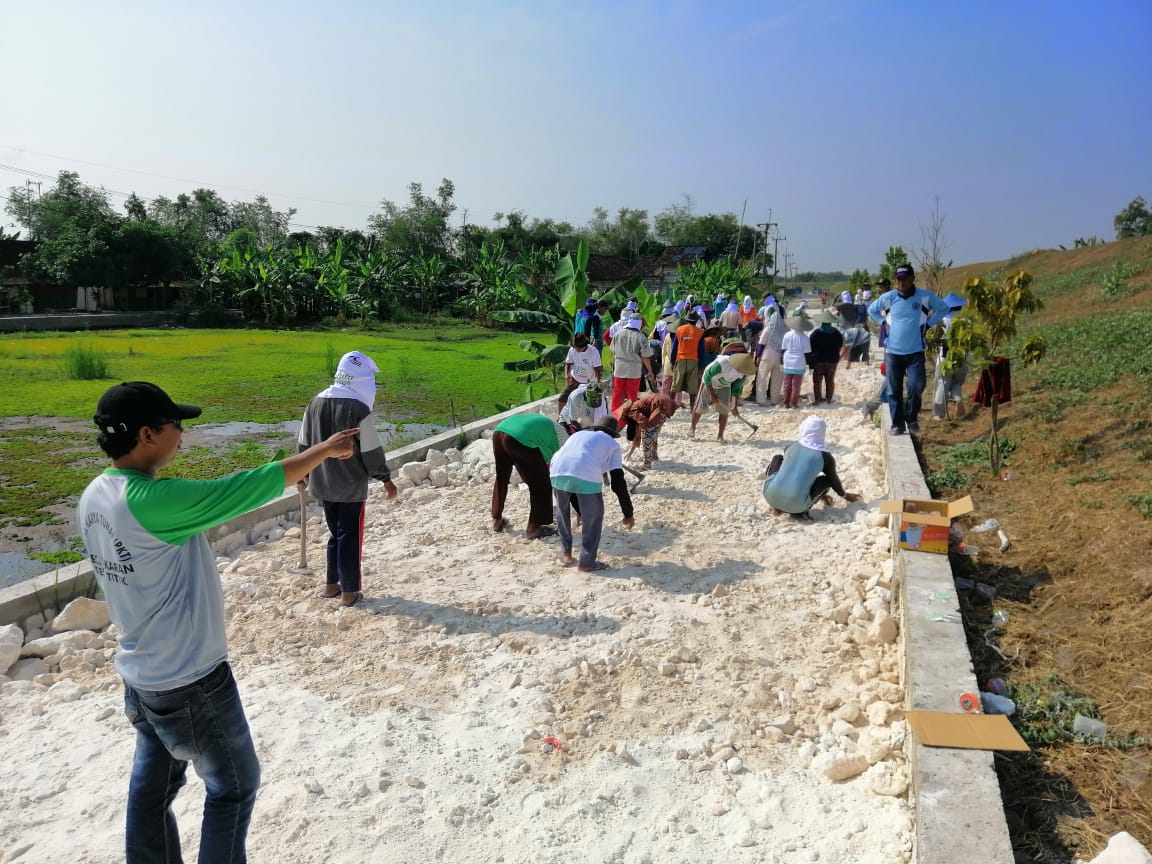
[867,264,950,435]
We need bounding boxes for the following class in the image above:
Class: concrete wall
[0,395,557,626]
[882,416,1014,863]
[0,311,181,332]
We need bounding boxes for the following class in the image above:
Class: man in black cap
[867,266,950,435]
[548,416,634,572]
[78,381,357,864]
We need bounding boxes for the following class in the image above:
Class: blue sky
[2,0,1150,272]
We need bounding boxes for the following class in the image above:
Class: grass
[0,325,549,527]
[0,325,549,424]
[62,342,110,380]
[1029,309,1152,391]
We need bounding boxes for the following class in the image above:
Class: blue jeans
[885,351,927,431]
[123,661,260,864]
[322,499,365,593]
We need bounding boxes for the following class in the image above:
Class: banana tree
[493,239,642,401]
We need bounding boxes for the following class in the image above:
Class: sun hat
[812,310,836,325]
[943,293,968,309]
[591,416,621,437]
[94,382,201,435]
[876,278,891,288]
[785,315,814,332]
[627,313,643,330]
[861,289,873,300]
[728,352,757,376]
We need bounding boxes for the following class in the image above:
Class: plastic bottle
[957,543,981,556]
[970,518,1000,533]
[1072,714,1108,739]
[986,678,1010,696]
[980,692,1016,715]
[991,610,1010,627]
[1001,470,1018,481]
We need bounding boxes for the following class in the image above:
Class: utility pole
[773,235,786,285]
[755,216,775,281]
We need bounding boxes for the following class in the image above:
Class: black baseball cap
[94,382,202,435]
[894,264,914,278]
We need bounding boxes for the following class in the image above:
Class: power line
[0,147,376,209]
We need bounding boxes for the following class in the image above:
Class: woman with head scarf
[932,293,971,421]
[718,300,742,337]
[617,392,678,470]
[762,416,862,519]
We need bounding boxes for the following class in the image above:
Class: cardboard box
[907,710,1030,751]
[878,495,973,554]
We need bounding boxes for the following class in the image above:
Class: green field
[0,324,548,528]
[0,324,548,423]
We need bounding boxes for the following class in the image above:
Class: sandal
[578,562,610,572]
[527,526,558,539]
[492,517,508,533]
[319,587,341,599]
[339,591,363,607]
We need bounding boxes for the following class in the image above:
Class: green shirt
[494,413,561,463]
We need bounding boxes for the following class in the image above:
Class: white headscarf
[318,351,379,409]
[797,415,829,452]
[742,295,753,312]
[841,291,852,303]
[627,313,643,330]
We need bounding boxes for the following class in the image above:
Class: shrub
[63,343,110,380]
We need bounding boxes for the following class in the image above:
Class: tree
[914,197,952,296]
[849,268,871,291]
[674,258,753,300]
[492,239,639,401]
[111,221,196,288]
[584,206,652,260]
[368,179,457,260]
[5,171,121,287]
[1114,197,1152,239]
[877,245,909,282]
[940,271,1047,472]
[653,197,755,258]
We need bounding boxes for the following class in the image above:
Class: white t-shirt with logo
[565,346,602,383]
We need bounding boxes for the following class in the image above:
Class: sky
[2,0,1150,272]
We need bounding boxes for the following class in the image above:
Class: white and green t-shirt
[77,462,286,690]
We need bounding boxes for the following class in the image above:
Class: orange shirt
[740,306,760,325]
[675,324,702,361]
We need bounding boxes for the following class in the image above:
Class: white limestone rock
[399,461,431,483]
[463,438,494,464]
[411,488,441,505]
[21,630,98,658]
[1087,832,1152,864]
[22,612,47,631]
[869,612,898,645]
[8,657,49,681]
[48,679,88,702]
[814,752,869,782]
[865,762,910,797]
[0,623,24,676]
[444,447,463,463]
[428,467,450,488]
[52,598,111,633]
[425,449,449,468]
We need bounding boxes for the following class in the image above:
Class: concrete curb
[882,414,1014,862]
[0,395,557,626]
